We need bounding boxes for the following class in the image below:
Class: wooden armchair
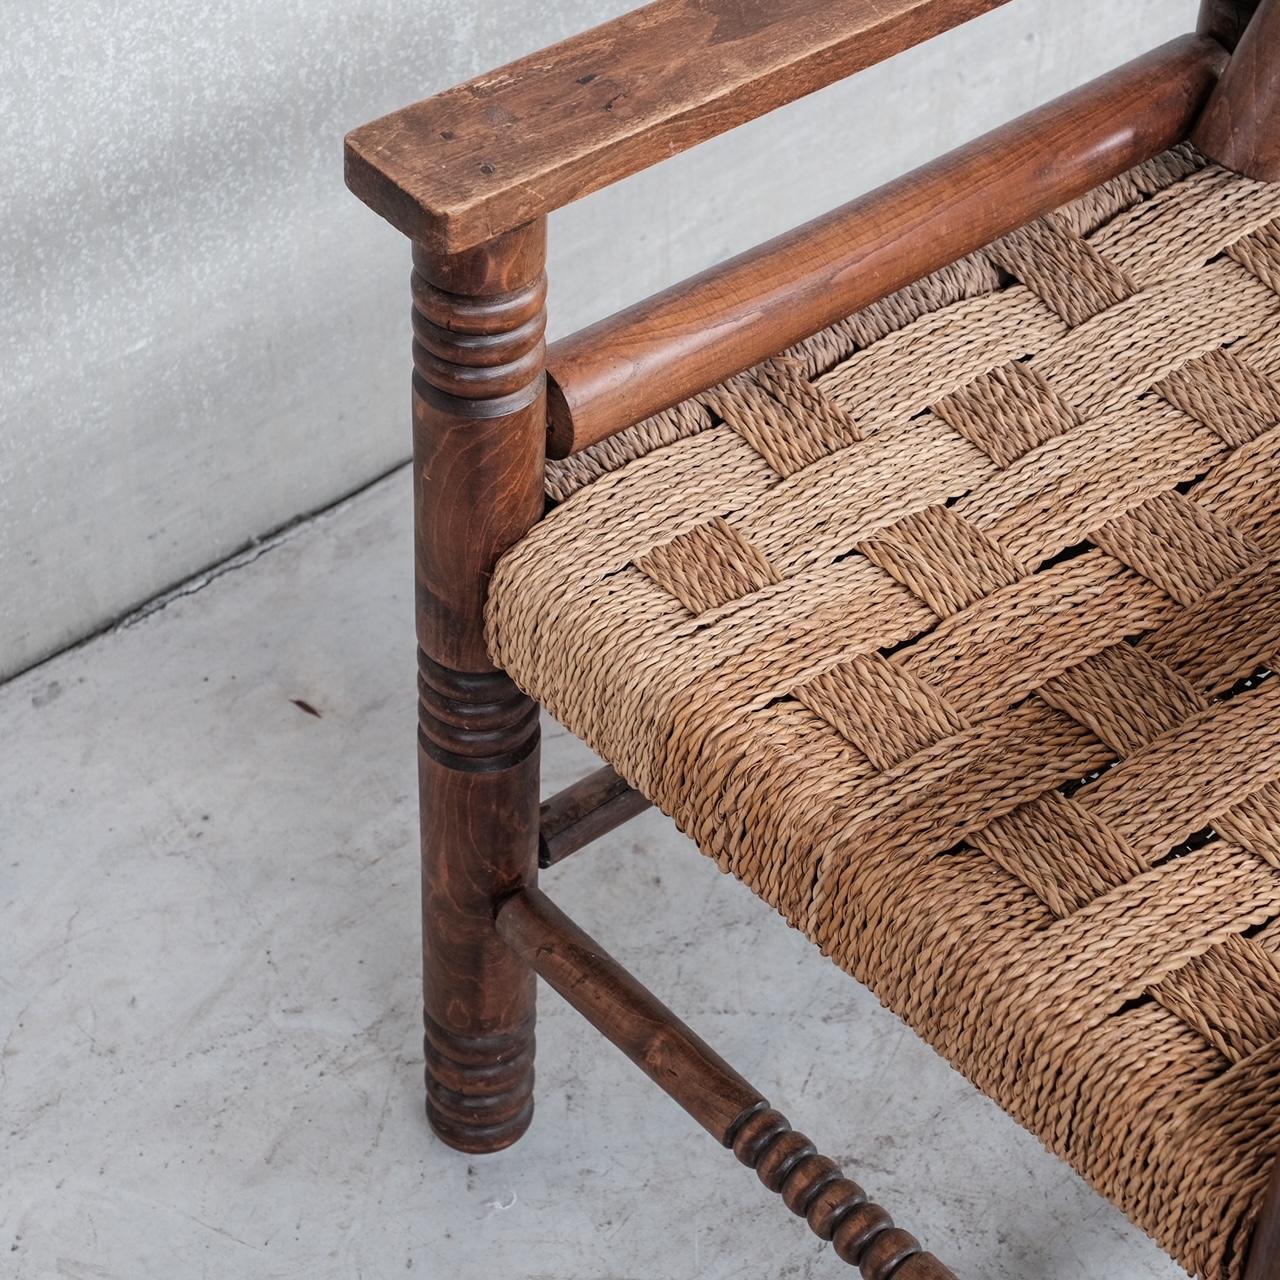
[345,3,1280,1275]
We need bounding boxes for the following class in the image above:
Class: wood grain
[496,887,958,1278]
[419,662,539,1152]
[546,33,1227,457]
[540,765,651,867]
[1199,0,1263,48]
[414,223,547,1153]
[411,225,548,668]
[344,0,1015,252]
[1247,1156,1280,1279]
[1193,0,1280,179]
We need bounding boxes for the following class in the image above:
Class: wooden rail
[344,0,1015,253]
[496,887,958,1279]
[545,33,1227,457]
[540,766,651,868]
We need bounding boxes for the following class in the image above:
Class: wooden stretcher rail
[540,765,651,868]
[495,887,959,1279]
[344,0,1016,253]
[544,33,1227,458]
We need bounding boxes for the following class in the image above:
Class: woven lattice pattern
[489,146,1280,1279]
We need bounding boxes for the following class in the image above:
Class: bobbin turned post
[411,221,547,1153]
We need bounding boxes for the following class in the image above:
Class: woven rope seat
[487,146,1280,1280]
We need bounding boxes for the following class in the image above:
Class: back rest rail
[545,34,1227,458]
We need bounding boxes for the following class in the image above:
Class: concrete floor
[1,468,1188,1280]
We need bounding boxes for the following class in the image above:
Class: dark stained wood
[890,1255,962,1280]
[412,224,548,667]
[546,33,1226,456]
[344,0,1016,252]
[414,222,547,1153]
[498,884,759,1138]
[1246,1158,1280,1280]
[419,664,539,1152]
[540,765,652,867]
[1199,0,1263,49]
[495,887,958,1279]
[1193,0,1280,179]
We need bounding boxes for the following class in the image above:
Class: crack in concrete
[5,458,413,687]
[116,529,306,630]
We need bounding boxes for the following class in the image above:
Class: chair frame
[344,2,1280,1274]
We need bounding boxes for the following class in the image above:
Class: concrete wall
[1,0,1197,681]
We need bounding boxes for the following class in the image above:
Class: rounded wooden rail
[539,765,650,868]
[544,33,1227,457]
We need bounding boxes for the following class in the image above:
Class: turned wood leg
[412,222,548,1153]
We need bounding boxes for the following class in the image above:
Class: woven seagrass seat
[486,147,1280,1280]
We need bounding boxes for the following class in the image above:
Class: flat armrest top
[345,0,1013,252]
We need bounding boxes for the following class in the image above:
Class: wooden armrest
[345,0,1014,253]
